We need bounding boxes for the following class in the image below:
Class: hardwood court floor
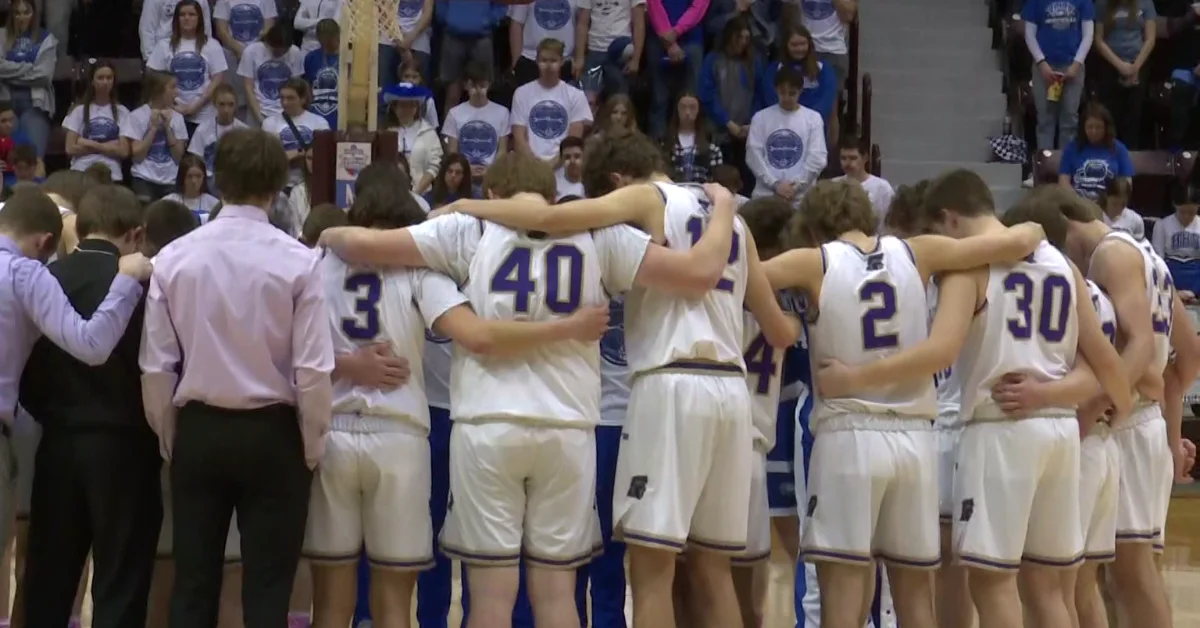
[36,489,1200,626]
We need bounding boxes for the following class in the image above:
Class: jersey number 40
[491,245,585,314]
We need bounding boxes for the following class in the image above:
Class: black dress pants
[169,402,312,628]
[22,427,163,628]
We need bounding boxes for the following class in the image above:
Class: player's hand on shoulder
[118,252,154,281]
[564,304,610,342]
[815,358,859,399]
[990,372,1046,417]
[702,183,733,207]
[1009,221,1046,249]
[428,201,465,220]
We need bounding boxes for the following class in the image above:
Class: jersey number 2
[686,216,739,292]
[861,281,899,350]
[491,245,584,314]
[1004,272,1071,342]
[342,273,382,340]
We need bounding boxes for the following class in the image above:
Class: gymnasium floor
[29,488,1200,626]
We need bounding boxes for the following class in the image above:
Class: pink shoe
[287,613,311,628]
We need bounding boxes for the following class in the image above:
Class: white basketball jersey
[321,252,467,431]
[1089,230,1173,384]
[958,241,1079,422]
[926,280,963,427]
[422,331,453,411]
[407,214,648,426]
[624,181,749,374]
[743,313,785,451]
[599,297,630,426]
[1087,279,1118,346]
[808,236,935,422]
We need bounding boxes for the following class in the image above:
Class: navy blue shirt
[304,49,339,129]
[1022,0,1096,67]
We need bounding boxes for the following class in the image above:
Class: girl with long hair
[146,0,229,132]
[186,82,248,190]
[663,92,723,184]
[0,0,57,156]
[164,154,221,223]
[384,83,442,194]
[237,23,304,125]
[424,153,473,208]
[123,70,190,203]
[698,15,763,184]
[63,60,131,181]
[591,93,639,141]
[756,24,837,124]
[1093,0,1156,148]
[263,77,330,188]
[1057,102,1134,200]
[398,59,439,129]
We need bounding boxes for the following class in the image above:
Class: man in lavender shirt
[140,128,335,628]
[0,188,152,567]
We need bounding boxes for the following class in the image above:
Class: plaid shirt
[666,140,724,184]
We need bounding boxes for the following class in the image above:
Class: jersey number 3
[491,245,584,314]
[343,273,383,340]
[1004,272,1071,342]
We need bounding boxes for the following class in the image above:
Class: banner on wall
[335,142,373,210]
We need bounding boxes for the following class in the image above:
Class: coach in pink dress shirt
[140,128,334,628]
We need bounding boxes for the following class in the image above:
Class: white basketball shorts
[938,425,962,523]
[732,451,771,566]
[157,467,240,562]
[1113,405,1173,549]
[303,419,433,570]
[440,420,601,569]
[13,407,40,519]
[1079,425,1119,563]
[953,417,1083,570]
[613,369,753,555]
[801,415,940,569]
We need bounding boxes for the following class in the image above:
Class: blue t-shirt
[303,49,339,129]
[1022,0,1096,67]
[1058,138,1133,199]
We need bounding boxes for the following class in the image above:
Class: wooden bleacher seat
[1033,149,1060,184]
[1178,151,1197,187]
[1034,149,1179,215]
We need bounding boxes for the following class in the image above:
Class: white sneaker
[1022,175,1034,188]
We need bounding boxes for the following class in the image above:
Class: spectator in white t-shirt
[262,78,331,188]
[293,0,343,52]
[188,82,248,189]
[795,0,854,143]
[443,61,511,186]
[555,135,586,199]
[139,0,215,61]
[1153,183,1200,294]
[146,0,229,130]
[512,38,592,164]
[214,0,277,108]
[1097,176,1144,240]
[747,66,827,204]
[833,135,893,225]
[63,61,130,182]
[508,0,580,85]
[163,153,221,223]
[238,23,304,125]
[576,0,646,94]
[122,70,190,203]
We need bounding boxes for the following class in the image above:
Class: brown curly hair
[794,180,877,245]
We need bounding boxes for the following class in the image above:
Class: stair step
[991,186,1027,213]
[870,88,1006,119]
[867,68,1003,94]
[882,160,1021,188]
[876,138,997,164]
[859,24,995,49]
[860,45,998,71]
[861,3,989,28]
[873,113,1004,148]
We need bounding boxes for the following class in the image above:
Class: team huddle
[311,127,1194,628]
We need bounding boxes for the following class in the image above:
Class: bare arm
[908,222,1044,281]
[432,302,607,357]
[129,120,159,162]
[1170,295,1200,385]
[1092,241,1155,387]
[574,8,591,69]
[448,183,666,237]
[816,270,978,397]
[319,226,431,269]
[631,188,735,297]
[1072,263,1134,419]
[761,247,823,295]
[994,357,1102,415]
[744,229,801,348]
[511,125,534,158]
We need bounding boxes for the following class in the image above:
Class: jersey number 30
[343,273,383,340]
[491,245,584,314]
[1004,272,1071,342]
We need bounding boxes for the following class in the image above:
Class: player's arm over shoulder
[906,222,1044,280]
[1091,239,1155,385]
[1070,261,1134,419]
[745,229,802,349]
[595,223,712,299]
[320,214,475,277]
[760,246,822,297]
[1169,293,1200,384]
[450,184,667,241]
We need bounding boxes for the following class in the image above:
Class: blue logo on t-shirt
[170,51,208,91]
[311,66,339,116]
[203,141,217,172]
[1044,0,1078,30]
[398,0,422,19]
[459,120,498,165]
[229,3,265,42]
[85,116,119,143]
[257,59,292,100]
[148,129,172,163]
[600,299,626,366]
[529,100,568,140]
[1073,159,1114,199]
[802,0,835,21]
[279,125,314,151]
[766,129,804,169]
[534,0,572,30]
[5,35,39,63]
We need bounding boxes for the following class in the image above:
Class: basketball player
[427,131,802,628]
[813,172,1132,628]
[1051,188,1199,628]
[319,149,750,628]
[758,179,1053,628]
[879,180,969,628]
[307,162,610,628]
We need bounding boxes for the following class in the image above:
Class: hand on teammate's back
[564,304,611,342]
[348,343,411,391]
[702,183,733,208]
[118,253,154,281]
[814,358,857,398]
[990,372,1049,417]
